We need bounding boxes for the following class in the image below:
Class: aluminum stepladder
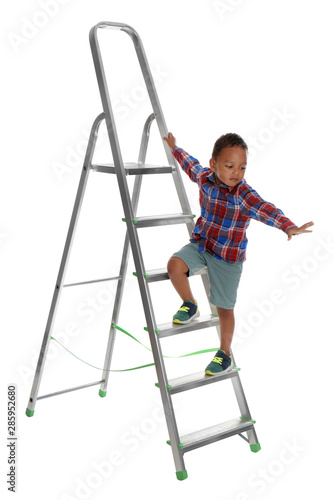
[26,21,261,480]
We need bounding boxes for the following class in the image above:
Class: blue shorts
[171,242,243,309]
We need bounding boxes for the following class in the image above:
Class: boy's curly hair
[212,133,248,159]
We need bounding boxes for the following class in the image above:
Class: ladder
[26,21,261,480]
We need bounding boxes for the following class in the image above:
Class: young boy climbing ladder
[163,132,314,376]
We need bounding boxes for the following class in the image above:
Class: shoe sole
[173,310,200,325]
[205,363,233,377]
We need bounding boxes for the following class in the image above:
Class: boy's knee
[217,307,234,317]
[167,257,188,275]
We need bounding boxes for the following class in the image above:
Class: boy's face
[209,146,247,187]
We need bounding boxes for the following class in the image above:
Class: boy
[163,132,314,376]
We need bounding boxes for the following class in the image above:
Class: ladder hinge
[144,327,159,335]
[239,416,256,424]
[122,217,137,224]
[155,383,172,391]
[166,440,183,450]
[133,271,149,279]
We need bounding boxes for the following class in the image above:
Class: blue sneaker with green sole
[205,349,233,376]
[173,300,199,324]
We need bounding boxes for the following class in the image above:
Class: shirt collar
[208,171,244,192]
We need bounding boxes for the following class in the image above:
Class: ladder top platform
[91,162,175,175]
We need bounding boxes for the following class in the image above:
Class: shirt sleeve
[172,147,206,184]
[242,183,297,233]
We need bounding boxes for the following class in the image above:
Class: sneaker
[173,300,200,324]
[205,349,233,376]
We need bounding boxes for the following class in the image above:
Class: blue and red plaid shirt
[173,147,297,263]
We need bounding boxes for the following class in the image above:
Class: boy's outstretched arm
[286,221,314,240]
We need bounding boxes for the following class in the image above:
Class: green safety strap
[50,323,219,373]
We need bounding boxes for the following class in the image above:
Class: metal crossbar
[63,276,122,288]
[37,380,105,400]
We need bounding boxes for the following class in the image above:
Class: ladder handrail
[89,22,193,221]
[90,21,139,35]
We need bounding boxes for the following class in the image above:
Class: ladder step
[133,267,207,283]
[91,162,175,175]
[162,368,239,394]
[123,213,195,228]
[133,268,169,282]
[150,314,219,339]
[180,418,254,453]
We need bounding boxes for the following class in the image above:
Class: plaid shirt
[173,147,297,263]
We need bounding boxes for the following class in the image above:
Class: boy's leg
[216,307,235,357]
[204,256,242,361]
[168,242,206,324]
[167,257,196,303]
[205,307,234,375]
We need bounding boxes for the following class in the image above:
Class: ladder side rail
[100,113,155,394]
[89,31,186,474]
[231,374,260,446]
[26,113,105,415]
[200,275,257,435]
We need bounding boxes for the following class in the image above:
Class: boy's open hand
[287,221,314,240]
[163,132,177,150]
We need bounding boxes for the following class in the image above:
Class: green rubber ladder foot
[176,470,188,481]
[25,408,34,417]
[250,443,261,453]
[99,389,107,398]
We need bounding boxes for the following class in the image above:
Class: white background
[1,0,332,499]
